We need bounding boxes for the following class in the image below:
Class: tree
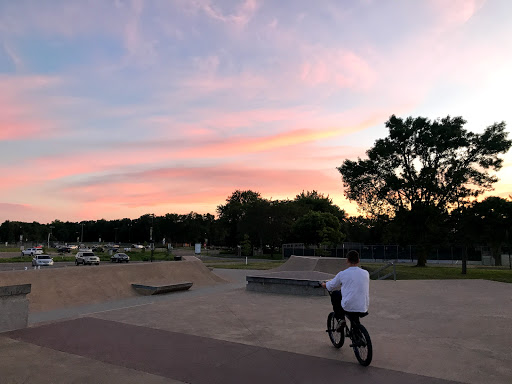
[456,197,512,266]
[338,115,511,266]
[292,211,344,247]
[294,190,346,221]
[217,190,263,247]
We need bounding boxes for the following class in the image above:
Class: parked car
[57,246,71,253]
[132,244,144,249]
[21,248,43,256]
[92,246,104,252]
[75,251,100,266]
[111,253,130,263]
[32,255,54,267]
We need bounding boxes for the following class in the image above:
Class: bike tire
[352,324,372,366]
[327,312,344,348]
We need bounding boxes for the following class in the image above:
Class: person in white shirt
[321,250,370,328]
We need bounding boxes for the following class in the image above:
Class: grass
[0,247,25,252]
[363,263,512,283]
[203,260,512,283]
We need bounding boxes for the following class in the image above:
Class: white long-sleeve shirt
[326,266,370,313]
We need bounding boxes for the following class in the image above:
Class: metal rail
[369,261,396,281]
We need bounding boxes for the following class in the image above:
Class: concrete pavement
[0,268,511,383]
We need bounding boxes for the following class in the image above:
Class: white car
[75,251,100,266]
[32,255,54,266]
[132,244,144,249]
[22,248,43,256]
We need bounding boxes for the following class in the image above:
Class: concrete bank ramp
[272,255,347,275]
[246,256,347,295]
[0,257,226,312]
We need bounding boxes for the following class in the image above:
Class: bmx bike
[324,288,373,366]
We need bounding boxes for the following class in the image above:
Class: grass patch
[203,260,512,283]
[363,263,512,283]
[0,247,24,252]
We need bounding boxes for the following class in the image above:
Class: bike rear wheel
[327,312,344,348]
[351,324,372,366]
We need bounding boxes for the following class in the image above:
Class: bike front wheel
[327,312,344,348]
[352,324,372,366]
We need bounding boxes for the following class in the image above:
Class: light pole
[47,226,54,248]
[150,214,154,262]
[80,222,84,243]
[114,227,118,244]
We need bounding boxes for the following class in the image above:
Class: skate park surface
[0,255,511,384]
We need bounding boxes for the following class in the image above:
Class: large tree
[338,115,511,266]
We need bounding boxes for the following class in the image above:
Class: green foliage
[339,115,511,215]
[452,196,512,266]
[292,211,344,247]
[363,263,512,283]
[240,234,252,256]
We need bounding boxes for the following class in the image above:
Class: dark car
[58,246,71,253]
[111,253,130,263]
[92,246,104,252]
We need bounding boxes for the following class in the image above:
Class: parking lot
[0,259,146,271]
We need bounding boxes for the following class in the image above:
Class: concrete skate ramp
[246,256,347,295]
[0,256,226,313]
[272,255,347,275]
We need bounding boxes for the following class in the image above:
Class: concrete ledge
[0,284,31,297]
[0,284,31,333]
[131,282,193,296]
[246,271,333,296]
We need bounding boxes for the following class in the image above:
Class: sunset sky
[1,0,511,224]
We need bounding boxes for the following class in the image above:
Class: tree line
[1,114,510,266]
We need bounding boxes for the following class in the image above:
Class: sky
[1,0,511,224]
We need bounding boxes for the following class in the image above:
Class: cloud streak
[0,0,510,223]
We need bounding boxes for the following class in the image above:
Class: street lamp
[47,226,54,248]
[150,214,154,262]
[114,227,118,244]
[80,222,84,243]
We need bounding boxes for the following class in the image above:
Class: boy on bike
[321,250,369,329]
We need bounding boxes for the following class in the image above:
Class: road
[0,260,147,272]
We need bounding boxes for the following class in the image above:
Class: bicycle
[323,287,373,366]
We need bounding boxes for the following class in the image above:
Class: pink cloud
[0,203,47,223]
[429,0,486,26]
[0,75,62,141]
[54,164,344,215]
[300,50,376,91]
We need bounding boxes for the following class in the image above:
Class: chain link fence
[283,243,485,264]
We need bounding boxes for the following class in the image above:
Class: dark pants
[330,290,345,320]
[330,290,366,325]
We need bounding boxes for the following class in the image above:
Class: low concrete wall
[0,284,31,332]
[246,270,333,296]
